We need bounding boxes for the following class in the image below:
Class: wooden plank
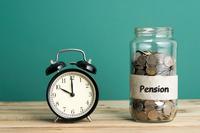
[0,100,200,133]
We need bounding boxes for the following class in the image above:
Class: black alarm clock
[45,49,99,122]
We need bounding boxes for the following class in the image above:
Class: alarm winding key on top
[45,49,99,122]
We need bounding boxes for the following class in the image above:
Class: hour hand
[60,88,72,96]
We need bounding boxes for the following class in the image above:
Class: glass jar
[130,27,178,122]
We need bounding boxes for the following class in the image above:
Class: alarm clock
[45,49,99,122]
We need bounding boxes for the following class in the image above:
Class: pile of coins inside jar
[130,99,177,122]
[130,50,177,122]
[131,50,176,76]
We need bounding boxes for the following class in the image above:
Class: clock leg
[86,116,92,122]
[54,117,60,123]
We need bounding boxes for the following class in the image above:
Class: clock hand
[70,76,75,97]
[60,88,73,96]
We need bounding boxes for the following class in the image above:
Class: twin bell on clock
[45,49,99,122]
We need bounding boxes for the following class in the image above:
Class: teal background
[0,0,199,101]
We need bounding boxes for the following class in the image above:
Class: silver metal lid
[135,27,173,37]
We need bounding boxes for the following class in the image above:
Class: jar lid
[135,27,173,37]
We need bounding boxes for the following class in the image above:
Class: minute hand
[70,76,75,97]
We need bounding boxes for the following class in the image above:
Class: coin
[164,56,174,67]
[132,50,175,76]
[155,101,164,110]
[130,99,177,122]
[170,108,177,119]
[157,111,165,120]
[144,100,155,107]
[134,62,145,70]
[163,101,173,116]
[133,101,144,112]
[154,53,165,64]
[136,112,148,121]
[144,100,155,113]
[146,54,158,66]
[137,55,146,66]
[137,103,144,112]
[143,51,152,56]
[156,64,169,72]
[146,66,157,76]
[132,51,176,76]
[136,69,146,75]
[144,107,153,114]
[170,100,177,106]
[147,110,159,120]
[133,52,141,61]
[136,50,151,56]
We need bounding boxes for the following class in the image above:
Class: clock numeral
[70,75,75,80]
[62,78,66,83]
[56,85,60,89]
[80,77,82,82]
[80,107,84,112]
[63,107,66,112]
[89,92,93,97]
[56,102,59,106]
[86,100,90,105]
[86,83,90,88]
[51,93,56,98]
[71,109,75,114]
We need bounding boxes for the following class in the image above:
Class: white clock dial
[47,70,97,119]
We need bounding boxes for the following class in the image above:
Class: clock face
[47,69,98,121]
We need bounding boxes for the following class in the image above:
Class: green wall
[0,0,199,101]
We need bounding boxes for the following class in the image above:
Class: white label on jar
[130,75,178,100]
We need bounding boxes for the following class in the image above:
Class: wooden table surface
[0,100,200,133]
